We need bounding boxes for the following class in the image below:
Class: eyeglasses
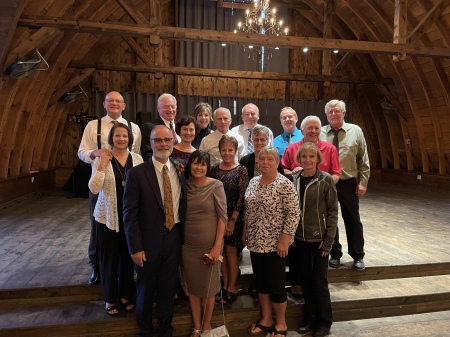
[281,115,295,120]
[327,109,342,115]
[253,137,268,143]
[151,138,173,144]
[105,99,125,104]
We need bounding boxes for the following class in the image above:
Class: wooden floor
[1,181,450,336]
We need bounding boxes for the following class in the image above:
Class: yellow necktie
[162,165,175,230]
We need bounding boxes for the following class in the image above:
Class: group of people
[77,91,370,337]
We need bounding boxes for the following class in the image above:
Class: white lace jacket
[88,152,143,232]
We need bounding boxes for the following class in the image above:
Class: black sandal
[215,289,227,303]
[120,300,135,312]
[106,304,119,316]
[248,321,274,335]
[222,291,237,305]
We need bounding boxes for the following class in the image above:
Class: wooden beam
[3,27,62,71]
[49,68,96,105]
[68,61,394,84]
[393,0,407,61]
[115,0,149,24]
[408,0,450,45]
[18,16,450,58]
[122,36,153,64]
[0,0,26,70]
[321,0,333,76]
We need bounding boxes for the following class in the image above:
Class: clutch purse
[201,325,229,337]
[202,253,223,266]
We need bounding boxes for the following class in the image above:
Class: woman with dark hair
[171,115,197,165]
[182,150,228,337]
[209,135,248,304]
[192,102,213,149]
[292,142,338,337]
[88,122,143,315]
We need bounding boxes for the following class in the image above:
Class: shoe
[353,259,365,270]
[271,328,288,337]
[329,258,340,268]
[105,304,119,316]
[290,284,303,299]
[120,300,135,312]
[215,289,227,303]
[248,321,274,335]
[221,291,237,305]
[312,326,330,337]
[191,328,201,337]
[296,324,310,334]
[88,268,100,285]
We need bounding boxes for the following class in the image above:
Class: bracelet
[230,217,237,222]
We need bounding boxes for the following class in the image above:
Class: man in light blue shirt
[273,107,303,158]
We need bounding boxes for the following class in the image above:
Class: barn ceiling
[1,0,450,180]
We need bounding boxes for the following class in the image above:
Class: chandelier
[233,0,288,69]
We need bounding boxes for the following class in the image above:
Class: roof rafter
[18,15,450,58]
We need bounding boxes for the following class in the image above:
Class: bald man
[78,91,141,285]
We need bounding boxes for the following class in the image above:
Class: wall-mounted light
[303,47,309,52]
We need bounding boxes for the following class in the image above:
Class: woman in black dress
[209,135,248,304]
[192,102,212,149]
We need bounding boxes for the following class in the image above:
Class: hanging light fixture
[233,0,288,69]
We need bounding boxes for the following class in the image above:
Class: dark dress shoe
[88,269,100,285]
[353,259,365,270]
[297,325,310,334]
[329,258,340,268]
[312,326,330,337]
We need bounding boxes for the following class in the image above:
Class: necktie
[331,129,340,151]
[287,133,292,144]
[247,129,254,154]
[162,165,175,230]
[112,120,119,125]
[170,121,178,145]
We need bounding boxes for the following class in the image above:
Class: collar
[152,157,171,172]
[283,128,299,138]
[105,115,126,124]
[325,122,347,133]
[159,116,173,127]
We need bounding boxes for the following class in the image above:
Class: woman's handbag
[201,325,229,337]
[201,257,229,337]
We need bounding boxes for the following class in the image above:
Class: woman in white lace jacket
[88,122,143,316]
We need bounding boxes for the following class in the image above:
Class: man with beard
[123,125,187,337]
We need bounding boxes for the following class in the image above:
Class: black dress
[209,164,248,247]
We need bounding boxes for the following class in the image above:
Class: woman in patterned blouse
[243,146,300,337]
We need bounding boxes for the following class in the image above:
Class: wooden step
[2,263,450,307]
[2,276,450,337]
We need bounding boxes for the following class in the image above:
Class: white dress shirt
[78,115,142,164]
[199,129,245,166]
[231,124,274,155]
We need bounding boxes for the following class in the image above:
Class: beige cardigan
[88,152,143,232]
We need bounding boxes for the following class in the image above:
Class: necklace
[112,156,128,187]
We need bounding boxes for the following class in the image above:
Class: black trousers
[296,240,332,329]
[88,191,99,269]
[331,178,365,260]
[250,251,287,303]
[136,225,182,337]
[96,221,134,304]
[288,245,301,286]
